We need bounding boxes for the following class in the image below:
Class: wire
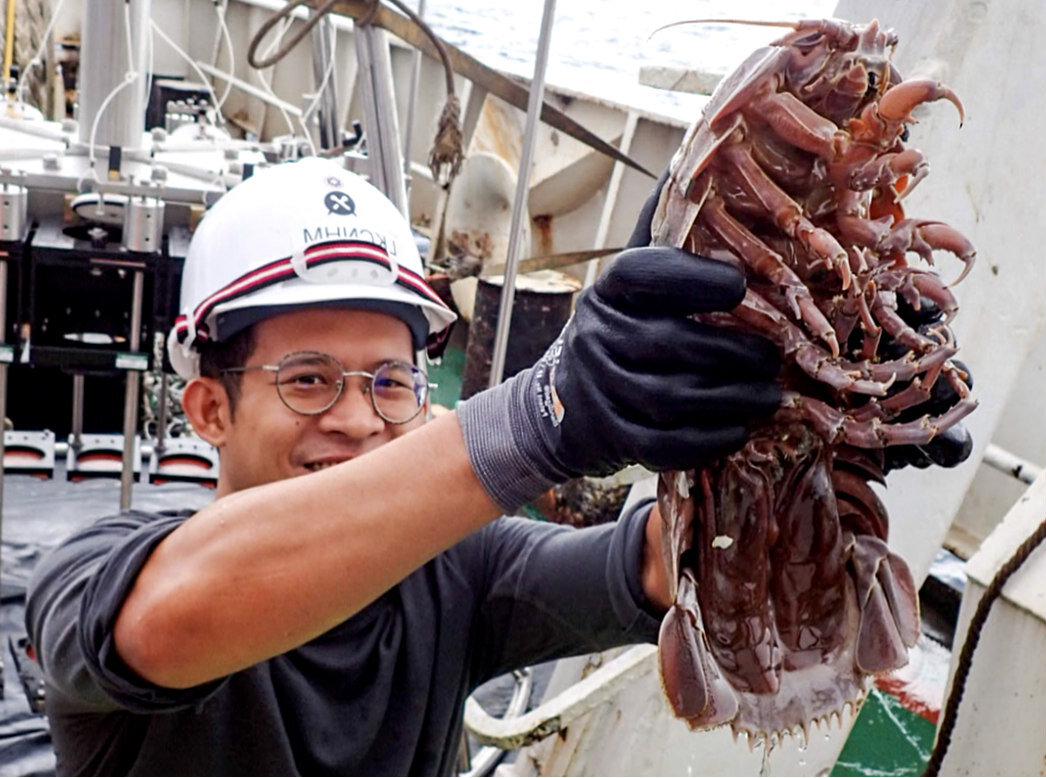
[296,109,317,158]
[87,74,137,180]
[300,19,337,126]
[87,1,140,181]
[253,15,298,146]
[144,6,155,119]
[214,0,235,115]
[14,0,69,108]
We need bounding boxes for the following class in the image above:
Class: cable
[214,0,235,115]
[87,1,140,181]
[143,5,155,119]
[254,15,298,143]
[14,0,69,108]
[300,18,337,126]
[296,109,317,157]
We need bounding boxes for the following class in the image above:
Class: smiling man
[25,158,785,775]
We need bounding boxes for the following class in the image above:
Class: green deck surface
[831,687,935,776]
[427,346,466,410]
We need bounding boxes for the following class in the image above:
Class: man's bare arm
[641,501,672,613]
[114,412,501,689]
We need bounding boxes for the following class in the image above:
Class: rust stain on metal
[448,229,494,262]
[533,214,554,257]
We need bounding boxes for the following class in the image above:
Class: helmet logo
[324,191,356,216]
[326,175,342,187]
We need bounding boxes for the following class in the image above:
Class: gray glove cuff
[457,372,573,514]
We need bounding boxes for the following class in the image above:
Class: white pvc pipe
[983,443,1044,485]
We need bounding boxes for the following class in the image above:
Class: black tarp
[0,465,214,775]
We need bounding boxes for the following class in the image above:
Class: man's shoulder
[56,508,195,546]
[28,508,197,593]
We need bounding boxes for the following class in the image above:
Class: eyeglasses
[221,351,436,424]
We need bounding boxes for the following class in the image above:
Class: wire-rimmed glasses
[222,351,435,423]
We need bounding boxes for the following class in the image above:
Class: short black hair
[197,326,257,416]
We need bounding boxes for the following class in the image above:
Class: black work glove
[880,296,974,473]
[457,179,782,512]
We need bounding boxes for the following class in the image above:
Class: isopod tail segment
[832,462,889,540]
[657,568,741,730]
[845,532,921,673]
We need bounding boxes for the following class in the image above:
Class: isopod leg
[849,147,928,200]
[879,219,976,284]
[720,143,852,289]
[747,89,839,158]
[877,78,964,125]
[779,390,978,447]
[701,197,840,355]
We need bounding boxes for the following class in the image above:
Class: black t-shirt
[26,501,660,775]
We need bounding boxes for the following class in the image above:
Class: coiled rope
[923,513,1046,776]
[246,0,463,186]
[2,0,51,111]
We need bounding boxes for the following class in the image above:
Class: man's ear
[181,377,234,447]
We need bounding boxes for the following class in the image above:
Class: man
[25,158,966,775]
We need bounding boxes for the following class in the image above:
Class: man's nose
[315,380,386,437]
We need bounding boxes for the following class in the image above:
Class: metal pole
[155,370,169,455]
[0,181,26,538]
[309,14,340,150]
[119,270,144,510]
[401,0,427,178]
[78,0,151,151]
[70,374,85,452]
[0,260,8,551]
[488,0,557,388]
[355,25,409,216]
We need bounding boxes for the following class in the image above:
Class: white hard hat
[168,158,456,379]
